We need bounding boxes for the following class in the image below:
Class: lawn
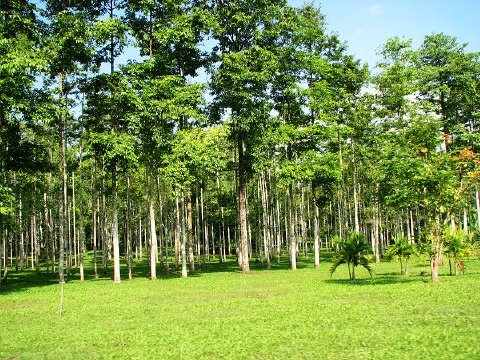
[1,253,479,359]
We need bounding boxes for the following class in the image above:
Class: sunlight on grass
[1,254,479,359]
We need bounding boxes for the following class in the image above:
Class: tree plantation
[2,0,480,342]
[2,1,480,358]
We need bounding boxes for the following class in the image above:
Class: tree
[417,33,480,150]
[330,233,372,281]
[83,72,139,282]
[125,0,208,279]
[209,0,287,272]
[385,236,417,275]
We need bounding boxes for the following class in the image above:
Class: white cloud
[365,4,384,16]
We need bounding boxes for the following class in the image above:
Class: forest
[1,0,480,290]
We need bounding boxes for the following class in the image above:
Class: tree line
[1,0,480,286]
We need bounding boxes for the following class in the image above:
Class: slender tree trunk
[126,175,133,279]
[276,188,281,263]
[287,183,296,270]
[430,216,442,283]
[58,72,67,316]
[237,139,250,272]
[33,200,40,273]
[174,196,180,270]
[431,255,440,283]
[155,176,162,266]
[19,198,25,271]
[201,186,209,262]
[43,192,51,274]
[67,198,72,278]
[72,174,77,268]
[111,165,121,283]
[138,217,143,259]
[300,185,307,258]
[314,202,320,269]
[353,177,360,234]
[186,191,194,273]
[101,160,108,275]
[180,192,188,278]
[195,192,202,269]
[93,198,99,279]
[260,174,271,270]
[148,198,157,280]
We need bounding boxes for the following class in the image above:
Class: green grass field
[1,253,479,359]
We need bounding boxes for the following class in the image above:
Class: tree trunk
[43,192,51,274]
[287,183,296,270]
[148,177,157,280]
[431,255,440,283]
[260,174,271,270]
[186,191,195,273]
[156,176,163,267]
[174,195,180,270]
[126,175,133,279]
[314,202,320,269]
[101,160,108,275]
[300,185,307,258]
[430,216,442,283]
[237,139,250,272]
[72,174,77,268]
[58,72,66,286]
[179,193,187,278]
[93,197,99,279]
[33,206,40,273]
[201,186,209,262]
[111,166,121,283]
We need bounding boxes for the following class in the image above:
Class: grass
[1,252,480,359]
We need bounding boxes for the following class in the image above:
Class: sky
[288,0,480,70]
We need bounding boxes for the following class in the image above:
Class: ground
[1,253,479,359]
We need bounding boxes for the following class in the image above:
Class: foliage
[444,226,477,275]
[385,237,418,275]
[330,233,373,280]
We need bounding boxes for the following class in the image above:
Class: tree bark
[237,139,250,272]
[179,193,187,278]
[314,202,320,269]
[431,255,440,283]
[126,175,133,279]
[148,197,157,280]
[58,72,66,286]
[111,166,121,283]
[186,191,195,273]
[287,183,296,270]
[201,185,209,262]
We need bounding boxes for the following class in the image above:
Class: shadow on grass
[325,275,419,286]
[0,269,59,295]
[0,251,324,294]
[2,250,452,294]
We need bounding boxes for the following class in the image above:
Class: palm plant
[385,236,417,275]
[330,233,372,280]
[444,226,475,275]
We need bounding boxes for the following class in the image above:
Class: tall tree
[209,0,288,272]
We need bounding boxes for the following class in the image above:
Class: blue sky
[288,0,480,69]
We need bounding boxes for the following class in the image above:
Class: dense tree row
[1,0,480,287]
